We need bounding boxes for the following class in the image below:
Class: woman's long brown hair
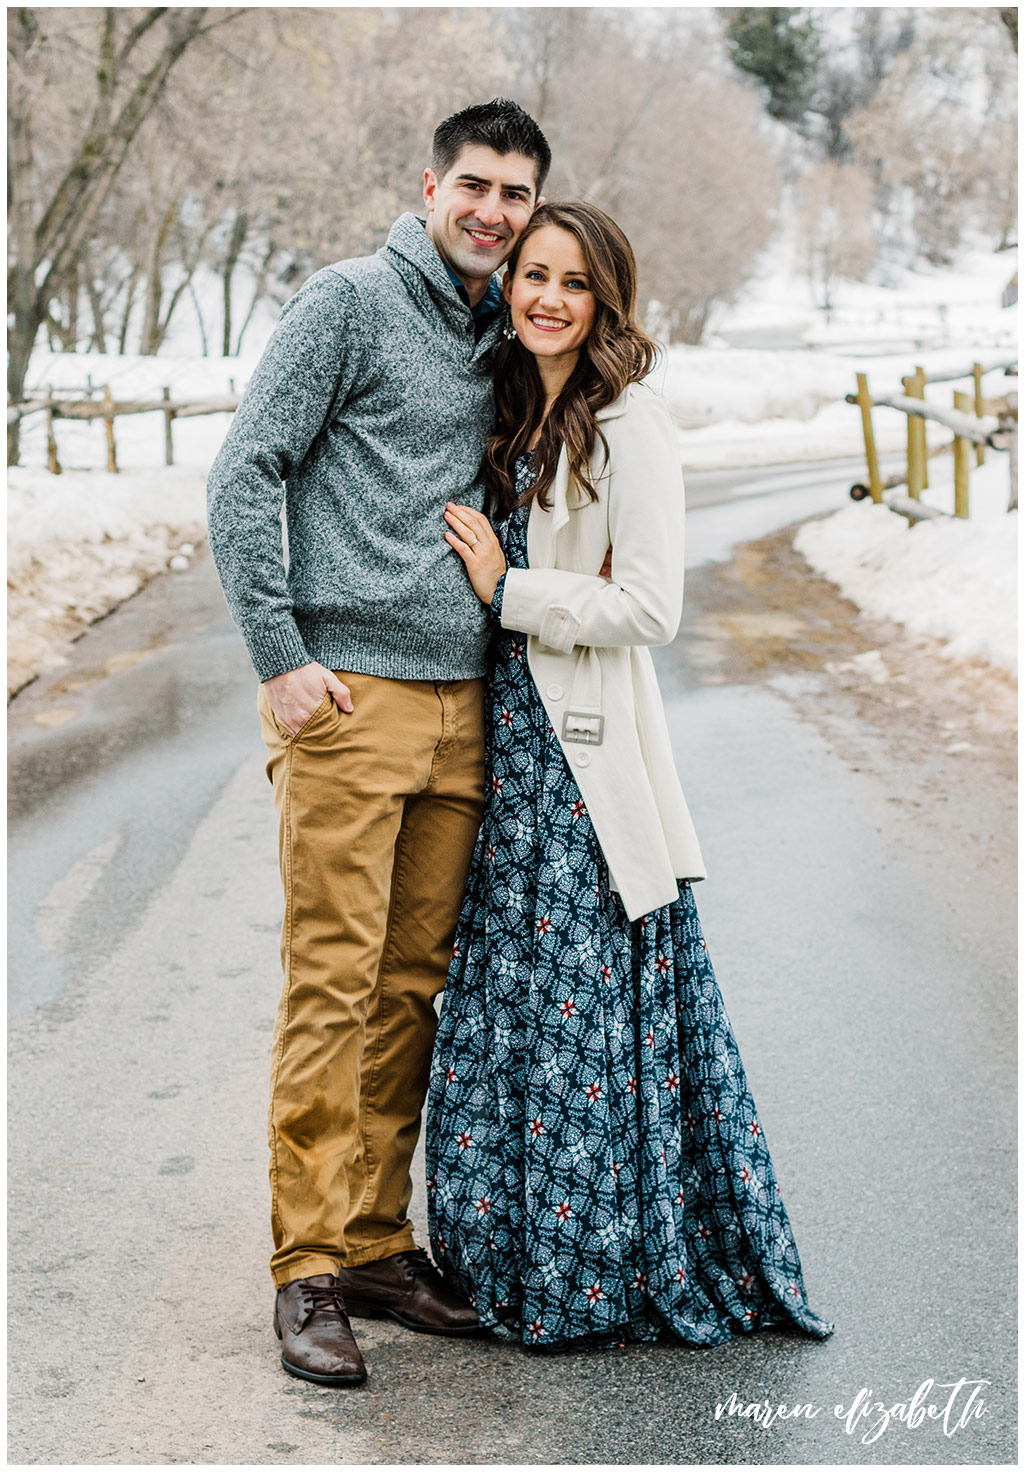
[482,201,657,518]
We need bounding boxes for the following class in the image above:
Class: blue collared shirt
[443,262,503,340]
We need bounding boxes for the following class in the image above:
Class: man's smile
[463,225,506,248]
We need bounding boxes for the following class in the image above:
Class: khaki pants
[257,671,485,1287]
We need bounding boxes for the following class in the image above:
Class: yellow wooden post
[972,362,985,466]
[914,367,929,488]
[903,374,924,498]
[855,373,883,502]
[102,386,118,472]
[952,390,970,518]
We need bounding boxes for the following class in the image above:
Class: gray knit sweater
[206,213,502,682]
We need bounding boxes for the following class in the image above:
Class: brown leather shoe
[274,1274,367,1386]
[336,1248,479,1336]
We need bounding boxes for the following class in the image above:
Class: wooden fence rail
[7,387,242,472]
[846,361,1018,519]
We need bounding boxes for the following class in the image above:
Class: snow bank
[794,459,1017,676]
[7,465,208,694]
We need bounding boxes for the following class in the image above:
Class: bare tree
[796,160,877,313]
[508,8,780,342]
[7,7,246,459]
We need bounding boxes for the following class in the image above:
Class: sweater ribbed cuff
[243,621,314,683]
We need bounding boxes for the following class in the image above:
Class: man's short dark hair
[432,98,552,198]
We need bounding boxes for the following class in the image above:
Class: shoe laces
[301,1279,350,1318]
[397,1248,436,1279]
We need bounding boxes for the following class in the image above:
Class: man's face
[424,144,539,285]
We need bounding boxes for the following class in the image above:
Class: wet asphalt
[7,462,1016,1465]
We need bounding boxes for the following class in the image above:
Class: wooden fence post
[102,386,118,472]
[162,386,175,466]
[952,390,970,518]
[854,373,883,502]
[45,389,62,475]
[915,367,929,488]
[971,362,985,466]
[903,373,925,498]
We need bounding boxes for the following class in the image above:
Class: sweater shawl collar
[380,212,502,356]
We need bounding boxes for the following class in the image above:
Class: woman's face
[504,225,597,368]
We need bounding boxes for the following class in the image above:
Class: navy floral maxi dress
[426,456,833,1351]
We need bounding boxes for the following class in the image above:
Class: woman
[426,202,832,1351]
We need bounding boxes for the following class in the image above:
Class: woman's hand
[444,503,507,605]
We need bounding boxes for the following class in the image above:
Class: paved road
[8,465,1016,1464]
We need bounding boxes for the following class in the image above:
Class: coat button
[574,750,591,767]
[546,683,564,700]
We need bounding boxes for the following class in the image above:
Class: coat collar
[543,385,633,541]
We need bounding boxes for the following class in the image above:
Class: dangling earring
[502,310,517,341]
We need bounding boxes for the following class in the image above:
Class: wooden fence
[7,383,242,473]
[847,360,1018,520]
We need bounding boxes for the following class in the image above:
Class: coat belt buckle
[562,710,604,746]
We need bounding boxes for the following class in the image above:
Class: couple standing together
[207,98,832,1386]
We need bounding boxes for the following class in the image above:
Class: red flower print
[633,1270,647,1288]
[487,843,496,862]
[500,708,514,726]
[737,1273,755,1292]
[655,954,670,974]
[611,1162,622,1179]
[664,1072,679,1092]
[555,1200,571,1223]
[626,1077,637,1095]
[559,999,576,1018]
[698,1224,711,1241]
[601,964,612,983]
[529,1117,543,1138]
[638,915,649,927]
[788,1284,801,1297]
[445,1066,456,1084]
[701,937,708,951]
[585,1082,602,1103]
[528,1319,545,1340]
[644,1031,655,1050]
[511,641,524,660]
[744,1308,758,1324]
[571,799,586,818]
[585,1283,603,1303]
[676,1188,685,1205]
[457,1131,472,1151]
[713,1107,723,1123]
[427,1176,437,1192]
[451,942,460,959]
[739,1166,751,1183]
[476,1197,491,1215]
[675,1265,687,1283]
[491,775,502,793]
[536,915,551,936]
[750,1120,761,1138]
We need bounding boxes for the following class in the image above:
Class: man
[206,99,550,1386]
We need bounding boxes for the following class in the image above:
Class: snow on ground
[794,457,1017,677]
[7,465,208,695]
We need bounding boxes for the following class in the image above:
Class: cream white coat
[498,380,707,921]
